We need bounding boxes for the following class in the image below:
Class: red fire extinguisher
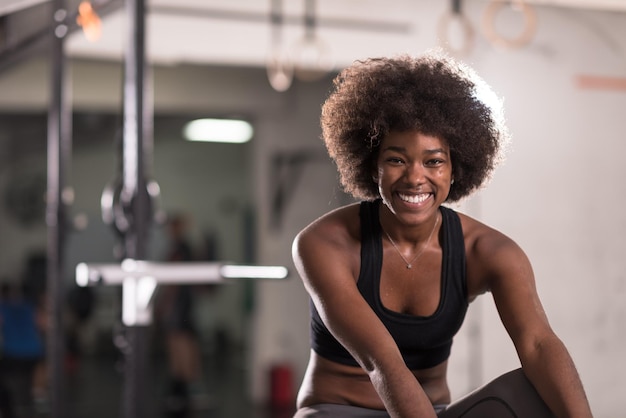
[269,363,294,410]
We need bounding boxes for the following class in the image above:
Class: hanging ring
[267,48,294,92]
[291,35,333,82]
[482,0,537,49]
[266,0,294,92]
[437,10,475,56]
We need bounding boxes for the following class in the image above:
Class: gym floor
[4,343,295,418]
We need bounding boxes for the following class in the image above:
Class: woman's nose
[405,163,425,185]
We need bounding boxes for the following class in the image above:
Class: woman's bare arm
[477,230,593,418]
[293,212,437,418]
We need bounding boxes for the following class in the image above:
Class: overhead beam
[0,0,49,17]
[0,0,122,74]
[150,4,411,34]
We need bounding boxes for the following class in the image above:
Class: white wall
[249,3,626,417]
[0,1,624,416]
[469,8,626,415]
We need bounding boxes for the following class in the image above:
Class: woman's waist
[298,352,450,409]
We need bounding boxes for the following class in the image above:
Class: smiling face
[374,130,453,225]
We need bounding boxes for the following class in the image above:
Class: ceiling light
[183,118,253,143]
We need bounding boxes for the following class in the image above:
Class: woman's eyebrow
[381,146,449,155]
[425,148,449,156]
[381,145,406,153]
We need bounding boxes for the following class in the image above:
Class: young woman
[292,53,592,417]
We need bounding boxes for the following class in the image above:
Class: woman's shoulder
[298,201,361,236]
[455,210,529,294]
[455,211,519,254]
[294,202,362,253]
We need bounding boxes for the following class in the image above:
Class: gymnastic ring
[437,11,475,56]
[482,0,537,49]
[291,35,334,82]
[266,49,294,92]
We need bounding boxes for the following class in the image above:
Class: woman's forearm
[521,336,593,418]
[369,367,438,418]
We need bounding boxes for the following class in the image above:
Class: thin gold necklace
[382,213,440,269]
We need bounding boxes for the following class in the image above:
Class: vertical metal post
[121,0,152,416]
[46,1,71,416]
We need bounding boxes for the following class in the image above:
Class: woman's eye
[387,157,404,164]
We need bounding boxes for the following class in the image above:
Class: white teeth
[399,193,430,204]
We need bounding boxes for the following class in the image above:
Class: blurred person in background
[155,214,204,417]
[0,280,47,414]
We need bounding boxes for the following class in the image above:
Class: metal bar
[303,0,317,38]
[0,0,123,73]
[121,0,150,415]
[46,1,70,416]
[0,24,49,73]
[150,4,411,34]
[0,0,50,17]
[75,261,289,285]
[452,0,462,14]
[75,261,288,330]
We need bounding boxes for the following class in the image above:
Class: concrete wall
[0,1,624,416]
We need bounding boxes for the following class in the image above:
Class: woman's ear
[371,160,379,183]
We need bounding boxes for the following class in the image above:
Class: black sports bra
[309,200,468,369]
